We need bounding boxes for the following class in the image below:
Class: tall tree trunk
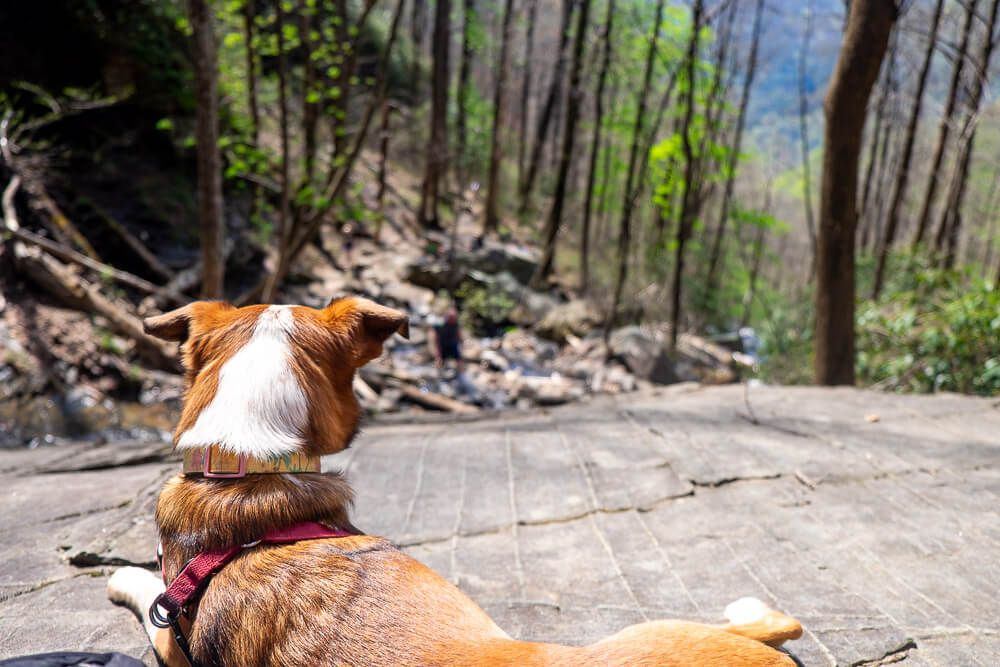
[299,3,319,187]
[912,0,976,249]
[980,166,1000,269]
[483,0,516,234]
[419,0,451,229]
[857,109,884,252]
[705,0,764,298]
[411,0,426,94]
[862,42,898,257]
[868,114,898,253]
[518,0,574,216]
[579,0,615,295]
[798,0,818,268]
[937,0,1000,267]
[262,0,292,303]
[742,183,772,327]
[740,178,774,327]
[872,0,943,298]
[859,37,894,233]
[596,77,619,242]
[190,0,225,299]
[534,0,592,286]
[668,0,704,350]
[517,0,539,188]
[244,1,259,142]
[256,0,407,302]
[703,0,737,133]
[741,223,767,327]
[604,0,665,342]
[455,0,475,181]
[243,0,261,231]
[865,113,899,254]
[815,0,896,386]
[376,100,393,210]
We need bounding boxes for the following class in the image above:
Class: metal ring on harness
[149,594,174,629]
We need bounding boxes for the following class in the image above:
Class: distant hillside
[745,0,843,132]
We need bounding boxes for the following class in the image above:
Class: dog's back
[108,298,801,666]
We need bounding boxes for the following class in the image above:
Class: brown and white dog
[107,297,803,666]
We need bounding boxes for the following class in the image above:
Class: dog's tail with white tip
[108,566,165,645]
[722,597,803,647]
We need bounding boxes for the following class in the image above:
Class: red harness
[150,521,355,665]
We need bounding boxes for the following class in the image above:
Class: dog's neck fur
[156,472,356,581]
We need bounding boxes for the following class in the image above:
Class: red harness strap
[151,521,355,621]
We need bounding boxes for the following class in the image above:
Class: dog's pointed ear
[144,301,232,343]
[144,303,197,342]
[358,299,410,342]
[328,297,409,365]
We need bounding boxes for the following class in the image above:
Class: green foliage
[753,285,815,386]
[857,259,1000,396]
[450,84,492,175]
[687,206,789,330]
[454,283,515,333]
[97,330,124,355]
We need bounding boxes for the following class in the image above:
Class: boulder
[605,325,741,386]
[479,350,510,372]
[505,371,582,406]
[535,299,602,343]
[403,242,540,291]
[608,326,681,385]
[470,242,538,285]
[404,259,454,291]
[509,288,560,327]
[675,333,738,384]
[500,329,560,365]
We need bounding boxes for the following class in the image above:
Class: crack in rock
[0,571,105,604]
[849,638,917,666]
[43,500,132,524]
[398,489,696,548]
[688,473,784,488]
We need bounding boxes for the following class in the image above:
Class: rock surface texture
[2,385,998,665]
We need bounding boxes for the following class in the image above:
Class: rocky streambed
[1,230,747,447]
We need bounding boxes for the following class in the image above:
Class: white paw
[724,596,771,625]
[107,566,164,609]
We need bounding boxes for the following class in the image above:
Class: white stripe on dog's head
[176,305,308,459]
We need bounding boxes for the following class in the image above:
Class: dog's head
[143,297,408,458]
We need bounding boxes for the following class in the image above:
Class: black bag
[0,652,145,667]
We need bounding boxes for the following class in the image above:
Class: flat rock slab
[1,385,998,665]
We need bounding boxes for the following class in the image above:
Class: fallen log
[77,194,175,281]
[353,375,380,403]
[14,243,181,372]
[386,377,479,413]
[20,174,101,261]
[360,367,479,414]
[8,225,187,305]
[2,174,20,231]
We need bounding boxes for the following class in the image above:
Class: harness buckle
[202,449,248,478]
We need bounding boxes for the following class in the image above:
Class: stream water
[0,392,178,448]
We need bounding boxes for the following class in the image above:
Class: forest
[2,0,1000,442]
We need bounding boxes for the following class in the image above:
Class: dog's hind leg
[108,567,190,667]
[722,597,803,648]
